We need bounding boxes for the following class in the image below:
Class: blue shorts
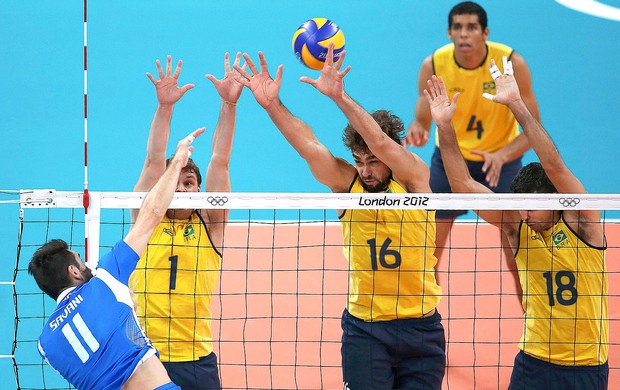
[163,352,220,390]
[508,350,608,390]
[154,382,181,390]
[429,147,522,219]
[341,309,445,389]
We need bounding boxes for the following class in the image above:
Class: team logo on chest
[183,224,196,241]
[552,229,569,249]
[482,81,495,94]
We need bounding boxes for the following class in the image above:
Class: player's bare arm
[484,57,602,246]
[201,52,245,249]
[302,43,429,193]
[404,56,434,147]
[126,128,206,256]
[427,74,520,244]
[236,51,355,193]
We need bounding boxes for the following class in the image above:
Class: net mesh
[5,190,620,389]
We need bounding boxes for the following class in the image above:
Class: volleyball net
[5,190,620,389]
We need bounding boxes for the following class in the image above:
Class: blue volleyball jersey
[37,240,157,390]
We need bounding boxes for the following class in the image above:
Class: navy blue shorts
[341,309,446,389]
[163,352,220,390]
[429,147,522,219]
[508,350,608,390]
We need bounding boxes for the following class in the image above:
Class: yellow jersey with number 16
[433,41,518,161]
[339,176,441,321]
[129,212,221,362]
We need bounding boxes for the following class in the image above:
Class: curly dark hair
[28,239,81,300]
[342,110,404,153]
[510,162,557,194]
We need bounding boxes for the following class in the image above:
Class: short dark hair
[342,110,404,154]
[449,1,488,30]
[166,157,202,187]
[510,162,558,194]
[28,239,81,300]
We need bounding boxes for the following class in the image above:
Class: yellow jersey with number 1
[129,212,221,362]
[433,41,519,161]
[515,217,608,365]
[339,176,441,321]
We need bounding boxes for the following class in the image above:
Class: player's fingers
[166,55,173,76]
[146,72,157,84]
[504,56,514,76]
[489,59,501,80]
[172,60,182,79]
[274,64,284,85]
[155,59,164,79]
[299,76,315,86]
[451,92,460,105]
[242,53,258,75]
[335,49,346,70]
[325,42,334,67]
[482,92,495,101]
[258,51,268,74]
[179,83,195,94]
[339,65,351,78]
[234,63,252,81]
[223,52,231,72]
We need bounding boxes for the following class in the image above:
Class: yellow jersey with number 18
[515,216,608,365]
[339,176,441,321]
[433,41,518,161]
[129,212,221,362]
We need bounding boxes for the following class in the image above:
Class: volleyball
[292,18,345,70]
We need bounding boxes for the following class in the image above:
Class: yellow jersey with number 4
[433,41,519,161]
[515,216,608,365]
[339,176,441,321]
[129,212,221,362]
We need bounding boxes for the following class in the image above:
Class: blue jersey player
[28,128,206,390]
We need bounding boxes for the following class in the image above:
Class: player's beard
[360,174,392,193]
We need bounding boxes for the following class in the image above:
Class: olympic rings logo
[207,196,228,206]
[558,198,580,207]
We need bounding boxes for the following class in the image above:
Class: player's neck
[454,45,487,69]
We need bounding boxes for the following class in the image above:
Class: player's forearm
[496,132,530,163]
[508,100,563,170]
[437,123,477,192]
[265,100,323,159]
[332,92,386,149]
[146,104,174,161]
[210,101,237,165]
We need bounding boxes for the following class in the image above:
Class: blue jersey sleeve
[97,240,139,285]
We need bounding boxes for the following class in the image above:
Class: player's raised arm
[235,51,355,193]
[483,57,584,194]
[427,74,520,235]
[132,56,194,221]
[302,43,429,193]
[201,52,244,248]
[126,128,206,257]
[404,56,434,148]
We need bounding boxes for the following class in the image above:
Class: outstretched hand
[424,75,459,128]
[234,52,283,109]
[300,42,350,99]
[482,56,521,106]
[206,52,245,105]
[173,127,206,167]
[146,55,195,105]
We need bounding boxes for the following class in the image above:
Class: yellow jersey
[129,212,221,362]
[433,41,519,161]
[515,217,608,365]
[339,177,442,321]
